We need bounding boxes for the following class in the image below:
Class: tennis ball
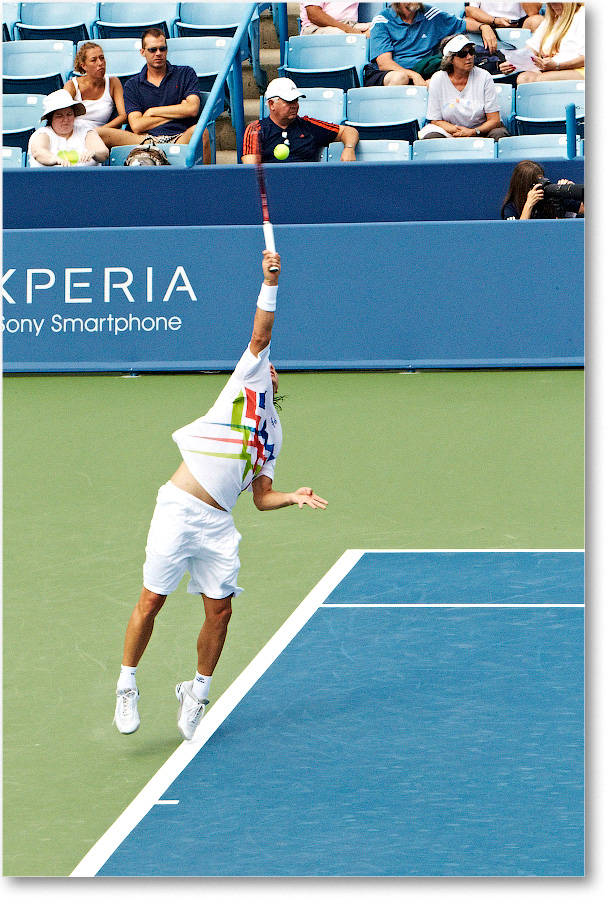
[273,143,290,161]
[57,149,79,165]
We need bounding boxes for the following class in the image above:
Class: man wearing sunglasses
[365,2,497,86]
[98,28,211,163]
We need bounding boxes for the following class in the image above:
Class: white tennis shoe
[176,681,208,740]
[114,688,140,734]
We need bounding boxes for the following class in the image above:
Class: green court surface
[2,368,583,876]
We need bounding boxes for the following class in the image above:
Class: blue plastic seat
[174,2,264,89]
[94,3,179,39]
[496,133,581,160]
[260,87,346,124]
[412,137,496,161]
[78,37,144,84]
[166,36,232,116]
[3,2,21,40]
[430,3,465,16]
[2,146,26,167]
[13,3,98,43]
[514,81,585,135]
[2,39,74,93]
[326,138,410,162]
[344,85,427,143]
[109,141,202,166]
[281,33,368,90]
[493,82,514,132]
[2,92,45,150]
[494,27,532,49]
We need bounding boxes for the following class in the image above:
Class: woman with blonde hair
[501,3,584,82]
[65,42,127,130]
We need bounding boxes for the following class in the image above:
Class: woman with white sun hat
[28,88,109,168]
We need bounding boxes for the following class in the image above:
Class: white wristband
[257,283,277,311]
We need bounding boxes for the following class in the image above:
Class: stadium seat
[411,137,496,161]
[343,85,427,143]
[78,37,144,85]
[166,36,233,115]
[430,3,465,16]
[94,3,179,39]
[260,87,346,124]
[2,39,73,94]
[496,133,581,160]
[280,33,368,91]
[3,2,20,40]
[109,142,202,166]
[514,81,585,135]
[326,138,410,162]
[2,93,45,151]
[173,3,264,90]
[2,146,26,168]
[494,27,532,50]
[494,82,514,132]
[13,3,97,43]
[357,3,389,21]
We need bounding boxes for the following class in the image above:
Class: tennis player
[114,250,328,740]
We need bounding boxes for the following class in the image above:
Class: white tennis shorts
[143,481,243,599]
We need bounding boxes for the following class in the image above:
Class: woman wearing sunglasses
[419,34,510,140]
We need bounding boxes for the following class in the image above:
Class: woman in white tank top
[65,42,127,130]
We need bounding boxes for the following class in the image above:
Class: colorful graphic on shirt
[187,387,276,483]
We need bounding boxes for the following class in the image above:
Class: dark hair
[438,35,474,75]
[141,27,165,47]
[501,160,546,217]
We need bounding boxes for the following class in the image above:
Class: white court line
[322,603,584,608]
[70,549,364,877]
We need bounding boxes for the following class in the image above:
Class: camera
[532,177,584,219]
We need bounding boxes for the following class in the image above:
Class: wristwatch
[475,128,482,136]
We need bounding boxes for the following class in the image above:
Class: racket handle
[263,221,279,271]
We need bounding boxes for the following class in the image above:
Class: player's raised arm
[250,249,281,357]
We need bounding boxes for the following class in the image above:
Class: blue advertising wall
[3,219,583,373]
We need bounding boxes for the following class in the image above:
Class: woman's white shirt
[28,118,100,167]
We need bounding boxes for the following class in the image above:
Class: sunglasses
[145,45,167,53]
[455,47,475,57]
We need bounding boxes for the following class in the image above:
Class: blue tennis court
[73,550,584,878]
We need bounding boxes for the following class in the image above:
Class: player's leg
[122,588,168,667]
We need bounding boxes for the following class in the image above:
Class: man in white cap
[28,89,109,167]
[242,77,359,163]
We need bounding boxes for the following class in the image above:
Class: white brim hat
[443,34,476,56]
[265,77,306,102]
[41,89,86,121]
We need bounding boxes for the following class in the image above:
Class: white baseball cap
[442,34,476,56]
[41,89,86,121]
[264,78,306,102]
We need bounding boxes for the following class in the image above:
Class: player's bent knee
[139,588,167,617]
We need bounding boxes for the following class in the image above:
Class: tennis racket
[255,139,279,271]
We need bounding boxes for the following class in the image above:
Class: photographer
[501,159,583,219]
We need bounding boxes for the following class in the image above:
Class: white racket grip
[263,221,279,271]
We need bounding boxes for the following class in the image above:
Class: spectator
[465,2,543,33]
[300,2,372,36]
[419,34,510,140]
[97,28,211,164]
[242,78,359,163]
[501,159,583,218]
[65,42,127,130]
[28,89,109,168]
[365,2,497,86]
[500,2,584,82]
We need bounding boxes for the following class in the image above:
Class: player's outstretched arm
[252,476,328,512]
[250,250,281,357]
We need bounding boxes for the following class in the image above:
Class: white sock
[117,665,137,692]
[192,672,212,701]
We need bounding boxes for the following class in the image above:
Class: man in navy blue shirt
[241,78,359,163]
[365,3,496,85]
[98,28,210,163]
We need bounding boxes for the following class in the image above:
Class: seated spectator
[419,34,510,140]
[97,28,211,164]
[65,43,127,130]
[365,2,498,86]
[501,159,584,218]
[28,89,109,167]
[465,2,543,33]
[500,2,584,82]
[242,78,359,163]
[300,2,372,36]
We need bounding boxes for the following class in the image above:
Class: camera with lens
[532,177,584,219]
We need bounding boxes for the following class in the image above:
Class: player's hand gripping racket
[255,146,279,272]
